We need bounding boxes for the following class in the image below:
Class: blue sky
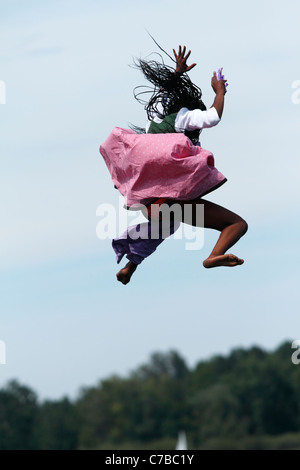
[0,0,300,400]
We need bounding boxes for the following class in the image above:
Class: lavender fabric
[217,67,228,92]
[112,219,181,265]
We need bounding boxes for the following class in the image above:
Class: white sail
[175,431,188,450]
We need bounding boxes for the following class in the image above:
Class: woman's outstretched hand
[211,71,227,95]
[173,45,196,74]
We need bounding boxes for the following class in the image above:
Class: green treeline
[1,340,300,450]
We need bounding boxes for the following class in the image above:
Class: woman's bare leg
[170,198,248,268]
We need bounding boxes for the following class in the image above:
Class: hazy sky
[0,0,300,400]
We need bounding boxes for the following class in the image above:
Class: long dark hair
[130,49,206,143]
[134,56,206,119]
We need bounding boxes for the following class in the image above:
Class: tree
[0,380,38,450]
[34,398,80,450]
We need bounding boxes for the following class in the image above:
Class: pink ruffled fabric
[100,127,226,209]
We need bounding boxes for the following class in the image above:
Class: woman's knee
[222,216,248,234]
[240,219,248,235]
[235,218,248,236]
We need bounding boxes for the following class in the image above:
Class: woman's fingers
[173,46,196,72]
[186,63,196,71]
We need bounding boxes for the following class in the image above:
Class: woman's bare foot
[116,261,137,285]
[203,253,244,269]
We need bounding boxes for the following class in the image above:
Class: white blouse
[146,102,220,134]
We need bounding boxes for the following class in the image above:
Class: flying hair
[130,35,206,142]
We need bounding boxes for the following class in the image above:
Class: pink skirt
[100,127,226,209]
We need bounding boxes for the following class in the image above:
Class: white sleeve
[175,107,221,131]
